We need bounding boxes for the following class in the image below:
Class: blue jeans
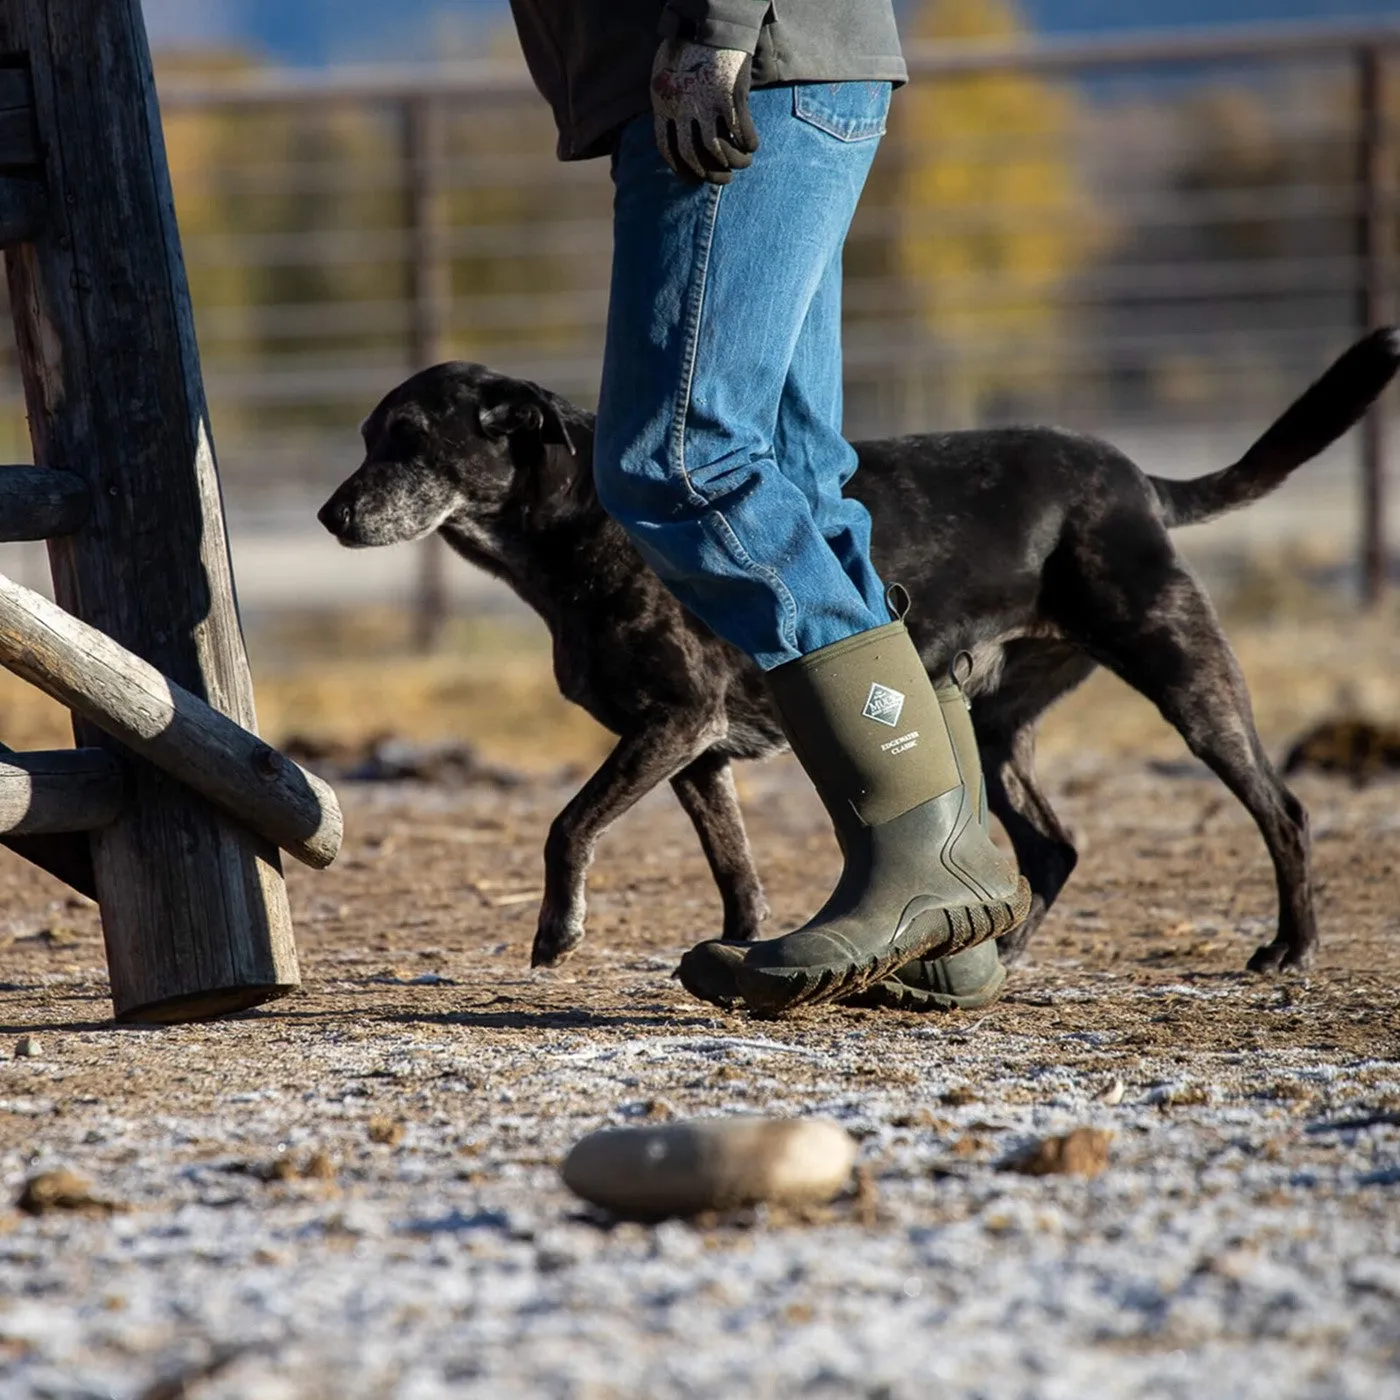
[595,82,892,671]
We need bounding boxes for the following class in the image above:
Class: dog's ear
[477,379,577,457]
[478,377,591,527]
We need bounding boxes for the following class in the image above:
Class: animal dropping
[561,1116,856,1219]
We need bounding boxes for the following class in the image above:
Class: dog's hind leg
[1072,565,1316,973]
[971,643,1094,965]
[670,750,770,942]
[531,725,717,968]
[981,724,1079,965]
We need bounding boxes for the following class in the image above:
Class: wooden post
[404,96,451,653]
[0,0,301,1022]
[1357,45,1393,608]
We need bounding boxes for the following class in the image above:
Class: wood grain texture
[0,464,88,539]
[0,573,343,867]
[0,2,304,1020]
[0,747,126,834]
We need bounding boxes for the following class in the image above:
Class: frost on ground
[1,758,1398,1400]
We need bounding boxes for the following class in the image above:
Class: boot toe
[675,940,748,1008]
[738,927,865,973]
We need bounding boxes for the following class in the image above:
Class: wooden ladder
[0,1,341,1022]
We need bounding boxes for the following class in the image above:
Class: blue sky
[141,1,1400,66]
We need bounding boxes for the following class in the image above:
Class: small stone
[1004,1127,1113,1179]
[17,1167,118,1216]
[1096,1078,1125,1106]
[14,1036,41,1059]
[561,1116,856,1220]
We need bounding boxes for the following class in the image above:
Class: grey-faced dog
[319,330,1398,978]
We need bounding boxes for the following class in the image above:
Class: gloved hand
[650,38,760,185]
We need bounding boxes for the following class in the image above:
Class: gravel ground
[2,746,1399,1399]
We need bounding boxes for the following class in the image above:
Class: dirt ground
[1,599,1398,1399]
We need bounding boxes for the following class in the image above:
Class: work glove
[650,38,760,185]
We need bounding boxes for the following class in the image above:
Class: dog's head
[317,362,589,550]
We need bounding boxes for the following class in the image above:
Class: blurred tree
[854,0,1099,430]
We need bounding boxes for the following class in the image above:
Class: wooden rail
[0,574,342,868]
[0,465,89,540]
[0,748,126,836]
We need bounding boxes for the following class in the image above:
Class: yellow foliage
[889,0,1100,422]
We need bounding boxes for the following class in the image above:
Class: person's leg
[595,83,889,672]
[598,82,1029,1014]
[770,240,887,619]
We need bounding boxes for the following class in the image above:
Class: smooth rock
[14,1035,41,1059]
[17,1168,117,1216]
[561,1116,856,1219]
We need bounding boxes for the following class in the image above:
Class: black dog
[319,330,1398,977]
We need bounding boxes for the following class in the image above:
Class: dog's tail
[1150,327,1400,529]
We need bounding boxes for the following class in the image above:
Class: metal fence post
[1356,44,1393,608]
[403,94,451,651]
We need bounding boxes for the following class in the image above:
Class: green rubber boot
[728,622,1029,1016]
[676,665,1008,1013]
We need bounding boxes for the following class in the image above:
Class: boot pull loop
[884,582,911,622]
[948,650,975,707]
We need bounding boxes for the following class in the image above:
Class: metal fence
[2,17,1397,617]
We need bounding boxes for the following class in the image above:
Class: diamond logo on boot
[863,682,906,728]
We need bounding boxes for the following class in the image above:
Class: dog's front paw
[720,895,770,944]
[1246,935,1316,974]
[531,916,586,968]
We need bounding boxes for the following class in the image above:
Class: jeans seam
[672,184,722,507]
[672,183,800,656]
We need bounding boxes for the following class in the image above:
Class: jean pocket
[791,82,891,142]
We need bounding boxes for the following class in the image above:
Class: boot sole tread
[734,879,1031,1018]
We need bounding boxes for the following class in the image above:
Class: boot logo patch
[863,682,906,728]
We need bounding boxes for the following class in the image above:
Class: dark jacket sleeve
[661,1,771,55]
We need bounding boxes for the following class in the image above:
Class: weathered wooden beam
[0,177,43,247]
[0,465,88,540]
[0,739,98,898]
[0,748,126,835]
[0,2,305,1022]
[0,573,342,869]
